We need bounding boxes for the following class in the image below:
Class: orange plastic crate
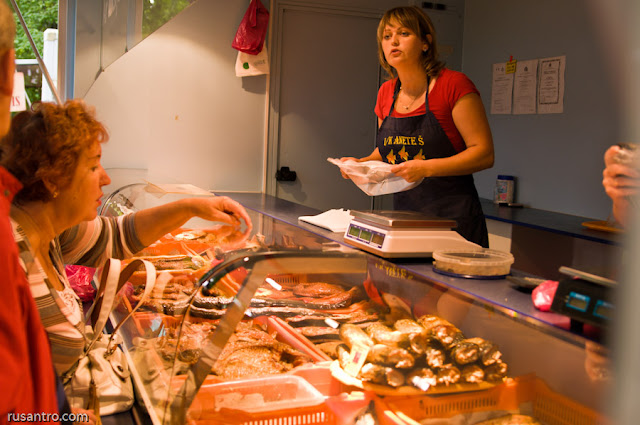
[376,374,609,425]
[187,375,336,425]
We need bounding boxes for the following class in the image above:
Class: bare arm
[391,93,494,182]
[133,196,252,246]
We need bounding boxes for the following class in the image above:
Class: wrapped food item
[407,368,437,391]
[394,319,429,355]
[436,364,461,386]
[450,339,480,365]
[366,322,409,347]
[461,364,485,383]
[339,324,374,349]
[367,344,415,369]
[472,414,541,425]
[384,367,405,387]
[466,337,502,366]
[424,345,447,369]
[484,360,509,381]
[358,363,387,385]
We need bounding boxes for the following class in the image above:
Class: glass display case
[100,182,611,425]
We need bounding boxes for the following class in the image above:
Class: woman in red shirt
[341,6,494,246]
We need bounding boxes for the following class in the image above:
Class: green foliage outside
[142,0,193,38]
[9,0,193,105]
[12,0,58,104]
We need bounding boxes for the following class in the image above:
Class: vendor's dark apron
[377,79,489,247]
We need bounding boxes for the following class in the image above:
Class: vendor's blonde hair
[377,6,444,79]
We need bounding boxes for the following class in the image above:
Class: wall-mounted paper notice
[491,62,514,114]
[10,72,26,112]
[537,56,565,114]
[513,59,538,115]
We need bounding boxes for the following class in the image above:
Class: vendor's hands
[603,145,640,226]
[339,157,361,179]
[390,160,427,183]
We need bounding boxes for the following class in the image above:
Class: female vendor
[0,100,252,409]
[341,6,494,247]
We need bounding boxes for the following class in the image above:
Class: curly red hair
[0,100,108,203]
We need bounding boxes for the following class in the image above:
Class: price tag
[343,341,370,377]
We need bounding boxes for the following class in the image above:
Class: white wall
[462,0,621,220]
[85,0,266,192]
[84,0,627,220]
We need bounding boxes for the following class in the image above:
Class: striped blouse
[11,213,145,377]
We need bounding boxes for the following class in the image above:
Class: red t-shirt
[0,166,59,422]
[374,68,480,153]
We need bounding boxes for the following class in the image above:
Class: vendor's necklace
[399,86,426,111]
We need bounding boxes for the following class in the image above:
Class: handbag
[231,0,270,55]
[63,258,158,416]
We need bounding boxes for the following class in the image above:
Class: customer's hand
[190,196,253,231]
[603,145,640,226]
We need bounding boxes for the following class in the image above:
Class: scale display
[551,267,616,328]
[346,223,385,249]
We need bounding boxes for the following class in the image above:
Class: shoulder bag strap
[86,258,162,352]
[85,258,122,346]
[104,262,172,354]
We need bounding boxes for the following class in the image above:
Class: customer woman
[0,100,252,401]
[340,6,494,246]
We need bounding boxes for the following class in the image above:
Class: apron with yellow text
[376,79,488,247]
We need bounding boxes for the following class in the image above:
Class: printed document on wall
[537,56,565,114]
[513,59,538,114]
[491,62,514,114]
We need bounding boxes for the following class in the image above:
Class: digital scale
[343,210,479,258]
[550,266,616,330]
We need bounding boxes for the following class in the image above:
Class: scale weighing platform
[551,266,616,331]
[343,210,479,258]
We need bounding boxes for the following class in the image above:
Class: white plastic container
[432,248,514,278]
[207,375,324,413]
[494,175,515,204]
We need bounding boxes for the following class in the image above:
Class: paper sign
[537,56,565,114]
[506,59,517,74]
[10,72,26,112]
[513,59,538,115]
[343,341,371,377]
[490,62,514,114]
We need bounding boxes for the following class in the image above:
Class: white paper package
[327,157,423,196]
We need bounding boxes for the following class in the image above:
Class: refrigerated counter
[100,184,612,425]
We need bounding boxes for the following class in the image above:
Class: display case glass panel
[102,182,611,425]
